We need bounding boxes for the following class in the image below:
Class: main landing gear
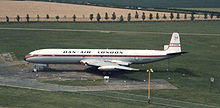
[103,71,111,83]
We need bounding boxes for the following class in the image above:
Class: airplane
[24,32,187,72]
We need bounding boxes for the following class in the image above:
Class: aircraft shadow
[36,67,142,81]
[34,67,197,81]
[84,67,143,81]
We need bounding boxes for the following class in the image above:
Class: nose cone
[24,55,31,62]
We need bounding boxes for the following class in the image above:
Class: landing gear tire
[32,65,38,72]
[32,68,37,72]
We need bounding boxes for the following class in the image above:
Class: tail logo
[174,35,178,41]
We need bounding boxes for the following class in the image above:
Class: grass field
[0,22,220,107]
[32,0,220,8]
[182,8,220,12]
[0,86,153,108]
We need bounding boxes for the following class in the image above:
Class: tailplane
[164,32,181,53]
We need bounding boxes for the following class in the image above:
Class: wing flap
[98,66,139,71]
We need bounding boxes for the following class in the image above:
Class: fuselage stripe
[25,54,167,59]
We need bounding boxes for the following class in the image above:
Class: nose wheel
[33,68,38,72]
[32,65,38,72]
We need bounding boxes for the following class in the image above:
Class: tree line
[3,11,218,23]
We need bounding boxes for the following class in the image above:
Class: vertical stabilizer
[166,32,181,53]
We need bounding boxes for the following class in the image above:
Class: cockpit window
[26,54,32,56]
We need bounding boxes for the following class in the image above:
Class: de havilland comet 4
[24,32,187,72]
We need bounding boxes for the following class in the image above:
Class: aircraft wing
[80,59,139,71]
[98,65,139,71]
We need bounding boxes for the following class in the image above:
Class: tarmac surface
[0,62,177,92]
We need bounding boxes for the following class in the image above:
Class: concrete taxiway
[0,63,177,92]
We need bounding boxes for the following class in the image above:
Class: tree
[142,12,146,21]
[104,12,109,20]
[16,15,20,22]
[170,12,174,20]
[204,13,208,19]
[37,15,40,21]
[156,13,159,20]
[127,13,131,22]
[210,14,214,19]
[162,14,167,19]
[111,12,116,20]
[184,13,187,19]
[176,13,180,19]
[97,13,101,22]
[73,14,76,22]
[46,14,49,19]
[63,15,67,19]
[149,13,153,20]
[217,14,220,18]
[26,14,30,22]
[89,14,93,21]
[190,13,195,21]
[6,16,9,22]
[135,11,139,19]
[119,15,124,22]
[55,15,59,22]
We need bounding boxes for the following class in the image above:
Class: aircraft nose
[24,54,31,62]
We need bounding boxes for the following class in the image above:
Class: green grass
[30,0,220,8]
[0,86,157,108]
[1,22,220,34]
[41,79,106,86]
[0,22,220,107]
[180,8,220,12]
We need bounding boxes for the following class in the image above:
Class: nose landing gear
[32,64,51,72]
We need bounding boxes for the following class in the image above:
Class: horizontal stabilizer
[167,52,188,56]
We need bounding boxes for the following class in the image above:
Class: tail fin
[164,32,181,53]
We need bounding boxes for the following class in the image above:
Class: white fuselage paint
[25,33,184,69]
[25,49,173,64]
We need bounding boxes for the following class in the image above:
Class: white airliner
[24,32,186,72]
